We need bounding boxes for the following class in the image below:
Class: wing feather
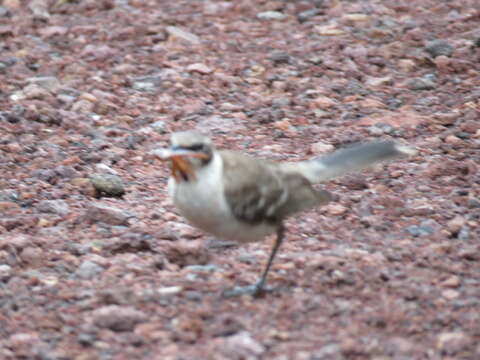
[221,151,331,224]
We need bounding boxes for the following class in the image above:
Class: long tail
[280,141,416,184]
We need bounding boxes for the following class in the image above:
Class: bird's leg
[251,223,285,297]
[223,223,285,298]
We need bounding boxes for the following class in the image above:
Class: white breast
[169,153,275,243]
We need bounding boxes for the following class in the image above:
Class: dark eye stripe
[185,144,205,152]
[171,144,205,151]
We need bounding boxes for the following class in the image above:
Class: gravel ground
[1,0,480,359]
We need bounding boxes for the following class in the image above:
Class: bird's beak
[152,148,209,181]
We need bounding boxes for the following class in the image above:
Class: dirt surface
[1,0,480,359]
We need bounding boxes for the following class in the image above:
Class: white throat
[168,152,275,242]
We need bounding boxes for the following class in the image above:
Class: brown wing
[275,173,331,219]
[221,151,331,224]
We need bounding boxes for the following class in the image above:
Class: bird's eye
[186,144,206,152]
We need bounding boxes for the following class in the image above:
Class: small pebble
[425,39,454,58]
[90,173,125,197]
[75,260,104,280]
[256,11,286,21]
[310,141,334,155]
[92,305,147,332]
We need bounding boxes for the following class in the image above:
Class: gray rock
[408,77,436,91]
[19,247,43,266]
[166,26,200,44]
[27,76,61,92]
[297,8,321,23]
[150,120,167,134]
[0,6,11,18]
[425,39,454,58]
[55,165,80,179]
[0,189,19,202]
[132,81,157,92]
[57,93,76,104]
[0,264,12,281]
[271,97,291,108]
[257,11,287,21]
[405,225,434,237]
[185,264,221,272]
[71,99,95,113]
[37,199,70,216]
[75,260,104,280]
[85,203,133,225]
[236,254,257,265]
[467,198,480,208]
[67,243,92,256]
[437,332,469,355]
[22,84,51,100]
[307,56,323,65]
[78,332,97,346]
[94,163,118,175]
[312,343,341,358]
[310,141,334,154]
[269,51,291,65]
[196,115,245,133]
[29,0,50,20]
[367,123,397,136]
[221,331,265,358]
[90,173,125,197]
[92,305,147,331]
[131,70,178,92]
[457,227,470,240]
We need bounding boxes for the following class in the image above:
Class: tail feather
[281,141,416,184]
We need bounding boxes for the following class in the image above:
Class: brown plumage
[154,131,416,297]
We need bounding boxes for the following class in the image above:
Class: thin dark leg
[252,223,285,296]
[222,223,285,298]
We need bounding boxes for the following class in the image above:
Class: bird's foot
[206,239,238,249]
[222,281,273,298]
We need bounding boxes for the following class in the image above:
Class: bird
[153,131,416,297]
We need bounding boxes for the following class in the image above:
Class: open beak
[152,148,209,181]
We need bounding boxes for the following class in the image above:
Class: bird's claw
[222,281,273,298]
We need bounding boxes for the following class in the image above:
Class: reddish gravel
[1,0,479,359]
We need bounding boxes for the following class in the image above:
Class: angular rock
[90,173,125,197]
[75,260,104,279]
[27,76,61,92]
[186,63,213,74]
[398,59,416,72]
[310,141,334,155]
[297,8,321,23]
[408,77,436,91]
[269,51,291,65]
[256,11,286,21]
[220,331,265,358]
[29,0,50,20]
[446,215,466,234]
[166,26,200,44]
[425,39,454,58]
[196,115,245,132]
[0,264,12,281]
[19,247,43,266]
[150,120,167,134]
[85,203,133,225]
[437,332,469,355]
[22,84,51,100]
[71,99,95,113]
[92,305,147,331]
[312,96,337,109]
[37,199,70,216]
[326,204,348,216]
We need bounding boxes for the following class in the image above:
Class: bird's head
[154,131,214,182]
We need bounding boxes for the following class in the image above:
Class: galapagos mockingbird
[154,131,415,297]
